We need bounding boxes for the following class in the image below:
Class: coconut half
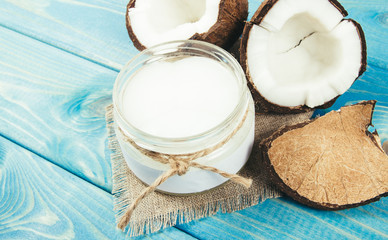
[261,100,388,209]
[126,0,248,50]
[240,0,367,113]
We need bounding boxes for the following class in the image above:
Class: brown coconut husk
[261,100,388,210]
[239,0,367,113]
[126,0,248,51]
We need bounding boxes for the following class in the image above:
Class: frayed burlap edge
[106,104,312,236]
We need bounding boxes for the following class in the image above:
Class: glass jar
[113,40,255,194]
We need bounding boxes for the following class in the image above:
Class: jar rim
[113,40,249,149]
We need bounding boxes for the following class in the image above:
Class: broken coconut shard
[126,0,248,50]
[112,40,255,195]
[261,100,388,210]
[240,0,367,113]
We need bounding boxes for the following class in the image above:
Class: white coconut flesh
[247,0,363,108]
[129,0,221,48]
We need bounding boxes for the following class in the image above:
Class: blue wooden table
[0,0,387,239]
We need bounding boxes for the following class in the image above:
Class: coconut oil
[113,40,255,194]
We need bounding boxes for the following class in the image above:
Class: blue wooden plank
[0,0,387,239]
[342,0,388,70]
[0,0,386,70]
[177,197,388,240]
[0,136,194,240]
[0,0,135,70]
[0,26,116,191]
[313,64,388,143]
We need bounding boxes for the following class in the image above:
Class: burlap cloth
[106,105,312,236]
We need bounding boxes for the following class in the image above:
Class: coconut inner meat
[247,0,363,108]
[129,0,221,48]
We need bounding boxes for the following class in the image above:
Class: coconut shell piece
[261,100,388,209]
[126,0,248,51]
[240,0,367,113]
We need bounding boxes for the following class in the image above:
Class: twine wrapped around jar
[106,104,313,236]
[116,108,252,230]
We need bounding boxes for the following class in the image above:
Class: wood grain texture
[0,0,136,71]
[176,197,388,240]
[0,136,194,240]
[0,26,116,191]
[0,0,386,70]
[313,64,388,143]
[0,0,387,239]
[342,0,388,70]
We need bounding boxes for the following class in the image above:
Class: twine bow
[117,109,252,231]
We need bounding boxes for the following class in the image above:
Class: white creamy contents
[122,56,240,138]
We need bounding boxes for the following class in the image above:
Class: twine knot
[117,107,252,231]
[169,159,190,176]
